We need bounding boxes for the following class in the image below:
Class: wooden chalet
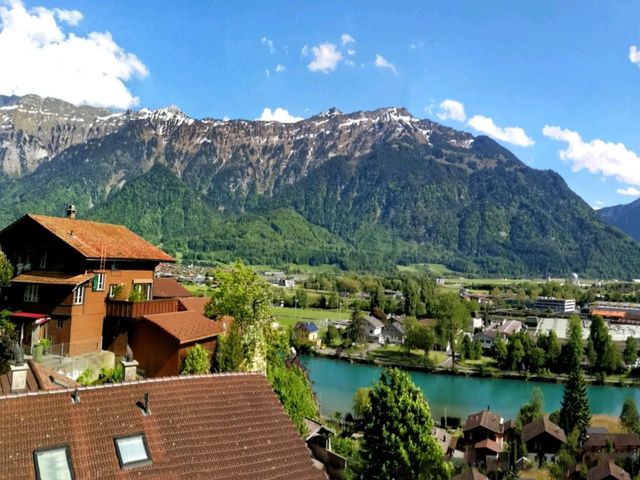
[462,410,511,465]
[521,416,566,466]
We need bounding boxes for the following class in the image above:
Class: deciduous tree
[620,397,640,434]
[624,337,638,366]
[361,368,451,480]
[0,248,12,286]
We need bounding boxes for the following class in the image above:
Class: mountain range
[597,199,640,243]
[1,94,639,278]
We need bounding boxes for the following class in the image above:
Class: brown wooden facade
[0,214,174,356]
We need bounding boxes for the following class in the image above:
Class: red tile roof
[152,278,193,298]
[178,296,210,315]
[142,311,224,344]
[474,438,503,453]
[0,373,326,480]
[25,214,175,262]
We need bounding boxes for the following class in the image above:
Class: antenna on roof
[71,388,80,405]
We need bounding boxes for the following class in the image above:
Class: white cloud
[468,115,534,147]
[344,59,356,67]
[436,99,466,122]
[301,45,309,57]
[347,48,355,56]
[307,43,342,73]
[630,45,640,66]
[341,33,355,45]
[261,36,274,54]
[275,64,285,72]
[543,125,640,185]
[374,53,396,73]
[617,187,640,196]
[257,107,303,123]
[409,40,424,50]
[592,201,604,210]
[53,8,82,25]
[0,0,147,109]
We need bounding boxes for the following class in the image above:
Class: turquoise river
[301,355,640,421]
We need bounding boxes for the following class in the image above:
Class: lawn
[368,346,448,367]
[460,356,497,367]
[183,284,214,297]
[272,307,349,329]
[591,414,624,433]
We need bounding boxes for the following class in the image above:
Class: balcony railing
[106,298,180,319]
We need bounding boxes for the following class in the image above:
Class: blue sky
[2,0,640,208]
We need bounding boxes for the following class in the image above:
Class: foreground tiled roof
[11,271,93,286]
[522,416,566,444]
[0,373,326,480]
[463,410,506,434]
[453,467,489,480]
[0,360,78,395]
[25,214,174,262]
[153,277,193,298]
[587,461,631,480]
[142,311,224,344]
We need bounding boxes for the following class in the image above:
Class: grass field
[272,307,349,329]
[183,284,214,297]
[591,414,624,433]
[368,346,448,367]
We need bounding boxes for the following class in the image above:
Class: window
[56,318,64,329]
[114,434,151,469]
[108,284,118,298]
[33,446,74,480]
[39,252,47,269]
[73,286,84,305]
[93,273,105,292]
[132,283,152,301]
[24,284,40,303]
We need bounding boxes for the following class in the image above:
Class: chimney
[66,204,77,219]
[10,363,28,393]
[121,358,139,382]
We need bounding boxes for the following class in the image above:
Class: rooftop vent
[66,204,77,219]
[137,392,151,416]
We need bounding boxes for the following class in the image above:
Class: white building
[533,297,576,313]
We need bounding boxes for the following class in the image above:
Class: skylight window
[114,434,151,469]
[34,446,74,480]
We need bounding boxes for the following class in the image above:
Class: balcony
[106,298,180,319]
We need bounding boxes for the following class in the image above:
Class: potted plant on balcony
[112,284,126,300]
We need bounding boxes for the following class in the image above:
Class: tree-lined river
[301,355,640,421]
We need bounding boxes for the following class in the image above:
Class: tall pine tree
[559,366,591,444]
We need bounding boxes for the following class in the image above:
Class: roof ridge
[0,371,267,401]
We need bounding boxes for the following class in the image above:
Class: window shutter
[92,274,99,291]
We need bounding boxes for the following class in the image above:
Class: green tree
[353,387,372,417]
[371,283,386,313]
[205,261,273,371]
[472,338,483,360]
[268,359,319,435]
[624,337,638,366]
[323,325,342,347]
[404,279,420,316]
[494,335,508,369]
[517,388,544,427]
[559,366,591,444]
[0,310,16,362]
[461,335,473,361]
[405,322,435,356]
[213,324,244,372]
[620,397,640,434]
[181,344,211,374]
[332,436,364,480]
[294,289,309,309]
[435,292,469,367]
[361,368,451,480]
[0,248,12,286]
[589,315,612,372]
[562,315,584,370]
[347,309,367,344]
[508,337,525,371]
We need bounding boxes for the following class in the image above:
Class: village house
[361,315,384,343]
[0,373,327,479]
[462,410,511,465]
[381,321,405,345]
[521,416,567,465]
[582,433,640,463]
[473,319,525,351]
[587,461,631,480]
[295,321,320,344]
[0,208,175,356]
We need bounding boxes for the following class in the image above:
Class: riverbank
[310,346,640,388]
